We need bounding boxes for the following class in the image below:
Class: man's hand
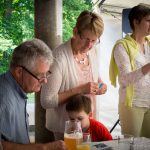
[45,140,67,150]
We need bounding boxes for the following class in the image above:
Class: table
[90,137,150,150]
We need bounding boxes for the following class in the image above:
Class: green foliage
[0,48,12,73]
[27,93,35,103]
[0,0,34,74]
[63,0,92,41]
[0,0,34,45]
[0,37,15,74]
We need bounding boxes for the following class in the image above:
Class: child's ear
[89,112,93,118]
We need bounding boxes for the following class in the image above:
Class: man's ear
[14,66,23,78]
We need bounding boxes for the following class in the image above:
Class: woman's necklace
[71,39,89,65]
[75,57,86,64]
[74,53,89,65]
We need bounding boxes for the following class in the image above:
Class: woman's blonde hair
[75,10,104,38]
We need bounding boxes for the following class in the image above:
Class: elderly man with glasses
[0,39,67,150]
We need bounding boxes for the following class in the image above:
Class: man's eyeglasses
[79,32,100,45]
[20,66,51,82]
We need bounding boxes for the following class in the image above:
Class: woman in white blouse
[109,4,150,137]
[41,10,107,140]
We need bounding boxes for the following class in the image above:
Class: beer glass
[76,133,91,150]
[64,120,83,150]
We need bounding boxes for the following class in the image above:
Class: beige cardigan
[40,39,99,132]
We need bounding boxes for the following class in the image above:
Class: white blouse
[114,41,150,108]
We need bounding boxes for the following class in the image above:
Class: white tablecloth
[90,137,150,150]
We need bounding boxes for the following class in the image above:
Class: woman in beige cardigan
[41,10,107,140]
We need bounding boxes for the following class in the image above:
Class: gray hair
[10,38,53,70]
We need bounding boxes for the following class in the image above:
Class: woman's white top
[114,41,150,108]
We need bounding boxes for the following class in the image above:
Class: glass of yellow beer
[76,144,90,150]
[76,133,91,150]
[64,120,83,150]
